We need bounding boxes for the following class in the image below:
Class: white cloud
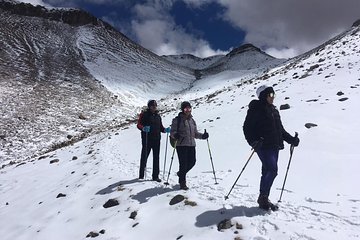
[130,1,227,58]
[216,0,360,57]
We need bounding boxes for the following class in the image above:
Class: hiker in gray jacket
[170,101,209,190]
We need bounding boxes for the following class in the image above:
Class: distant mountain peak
[352,19,360,27]
[0,0,113,29]
[227,43,265,57]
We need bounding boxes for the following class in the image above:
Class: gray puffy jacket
[170,112,203,147]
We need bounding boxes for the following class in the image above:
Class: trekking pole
[162,132,169,180]
[278,132,298,203]
[205,129,218,185]
[164,140,177,186]
[224,144,259,200]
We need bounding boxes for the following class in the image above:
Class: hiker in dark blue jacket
[243,85,299,210]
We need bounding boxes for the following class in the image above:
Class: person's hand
[251,139,263,150]
[165,127,171,133]
[292,135,300,147]
[202,132,209,139]
[142,126,150,133]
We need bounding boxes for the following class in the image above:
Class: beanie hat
[256,85,274,99]
[180,101,191,111]
[147,100,157,108]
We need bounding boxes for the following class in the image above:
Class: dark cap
[180,101,191,111]
[147,100,157,108]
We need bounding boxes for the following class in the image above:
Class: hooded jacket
[170,112,203,147]
[243,99,292,150]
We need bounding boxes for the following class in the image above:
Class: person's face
[149,104,157,112]
[266,92,275,105]
[183,106,192,116]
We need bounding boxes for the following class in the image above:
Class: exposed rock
[217,219,233,231]
[352,19,360,27]
[50,159,60,164]
[318,58,325,62]
[184,200,197,207]
[67,135,73,139]
[129,211,137,220]
[176,235,183,240]
[103,199,119,208]
[86,231,99,238]
[305,123,318,129]
[309,64,320,71]
[132,223,139,228]
[337,91,344,96]
[99,229,105,234]
[79,114,87,120]
[38,155,49,160]
[306,99,318,102]
[280,104,290,110]
[236,223,243,229]
[339,97,349,102]
[56,193,66,198]
[169,194,185,205]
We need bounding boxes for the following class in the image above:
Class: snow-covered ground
[1,24,360,240]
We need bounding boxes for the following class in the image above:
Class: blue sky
[19,0,360,58]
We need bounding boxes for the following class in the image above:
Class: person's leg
[152,140,160,180]
[257,149,279,196]
[186,147,196,173]
[139,138,151,179]
[176,146,188,184]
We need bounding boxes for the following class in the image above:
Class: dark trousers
[176,146,196,184]
[257,148,279,196]
[139,138,160,179]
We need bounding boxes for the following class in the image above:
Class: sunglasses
[183,107,192,111]
[268,92,275,98]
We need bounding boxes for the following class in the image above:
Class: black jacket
[243,99,292,150]
[137,109,165,140]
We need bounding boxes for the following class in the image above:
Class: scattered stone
[336,91,344,96]
[306,99,318,102]
[16,162,26,167]
[169,195,185,205]
[176,235,183,240]
[236,223,243,229]
[115,133,119,135]
[305,123,318,129]
[38,202,43,204]
[285,97,290,100]
[71,171,75,174]
[86,231,99,238]
[129,211,137,220]
[72,156,78,160]
[280,104,290,110]
[309,64,320,71]
[99,229,105,234]
[234,237,242,240]
[6,202,9,205]
[56,193,66,198]
[67,135,73,139]
[339,97,349,102]
[50,159,60,164]
[184,200,197,207]
[132,223,139,228]
[88,150,94,155]
[79,114,86,120]
[103,199,119,208]
[217,219,233,231]
[0,134,5,140]
[318,58,325,62]
[38,155,49,160]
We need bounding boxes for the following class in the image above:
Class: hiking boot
[257,194,279,211]
[257,194,270,210]
[180,182,189,190]
[152,178,161,182]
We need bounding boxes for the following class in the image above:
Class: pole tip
[224,196,229,200]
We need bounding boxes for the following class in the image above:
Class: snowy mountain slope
[162,54,224,70]
[1,21,360,240]
[0,0,194,164]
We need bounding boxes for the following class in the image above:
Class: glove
[173,133,180,140]
[142,126,150,133]
[251,139,263,150]
[202,132,209,139]
[292,135,300,147]
[165,127,171,133]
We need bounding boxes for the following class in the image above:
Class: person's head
[256,85,275,105]
[180,101,192,116]
[147,100,157,112]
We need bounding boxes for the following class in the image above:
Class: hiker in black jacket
[243,85,299,210]
[137,100,170,182]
